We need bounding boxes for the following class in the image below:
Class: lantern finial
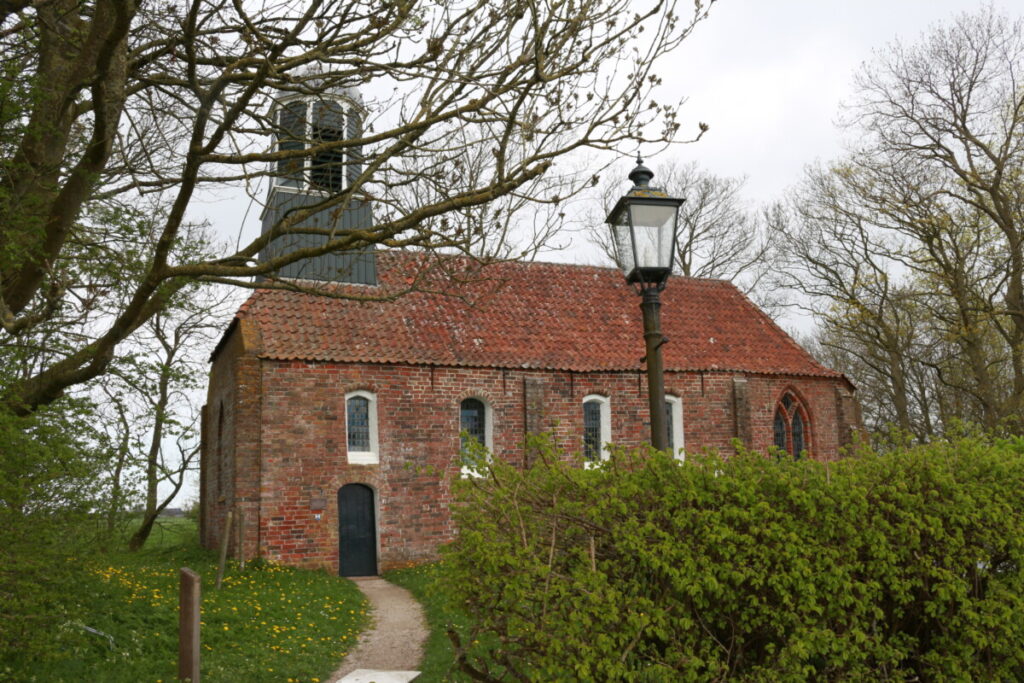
[628,154,654,188]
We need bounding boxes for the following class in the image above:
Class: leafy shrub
[443,435,1024,681]
[0,400,113,662]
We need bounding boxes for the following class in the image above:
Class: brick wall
[204,342,858,573]
[201,325,240,553]
[201,322,263,559]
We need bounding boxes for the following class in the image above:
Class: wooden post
[236,506,245,571]
[215,509,233,590]
[179,567,200,682]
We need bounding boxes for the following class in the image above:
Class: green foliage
[444,434,1024,680]
[0,400,113,660]
[1,518,369,682]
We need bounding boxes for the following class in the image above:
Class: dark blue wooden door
[338,484,377,576]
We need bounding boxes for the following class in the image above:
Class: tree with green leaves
[94,282,236,550]
[772,6,1024,436]
[0,396,113,658]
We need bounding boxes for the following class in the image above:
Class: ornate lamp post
[606,156,684,451]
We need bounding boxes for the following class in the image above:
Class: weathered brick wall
[221,357,854,573]
[201,322,262,559]
[201,326,240,552]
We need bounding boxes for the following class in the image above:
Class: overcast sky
[646,0,1001,204]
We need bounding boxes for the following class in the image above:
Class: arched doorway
[337,484,377,576]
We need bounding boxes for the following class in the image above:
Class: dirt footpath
[328,577,429,681]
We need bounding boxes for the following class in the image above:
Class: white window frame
[459,396,493,477]
[345,390,379,465]
[666,394,684,460]
[582,394,611,468]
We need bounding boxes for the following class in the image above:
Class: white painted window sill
[347,451,379,465]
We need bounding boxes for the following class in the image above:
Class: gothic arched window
[773,391,811,458]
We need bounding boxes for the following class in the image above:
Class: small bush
[444,434,1024,680]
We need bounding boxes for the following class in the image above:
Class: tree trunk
[128,364,171,551]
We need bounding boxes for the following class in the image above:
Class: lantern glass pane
[611,222,636,275]
[628,202,677,270]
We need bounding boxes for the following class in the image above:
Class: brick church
[201,250,861,575]
[200,85,860,575]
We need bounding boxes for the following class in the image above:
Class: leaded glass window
[773,409,787,452]
[792,411,805,458]
[460,398,486,451]
[347,396,370,451]
[583,400,602,462]
[774,391,810,459]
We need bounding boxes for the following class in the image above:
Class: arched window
[665,395,684,459]
[346,390,379,464]
[792,411,805,455]
[773,391,811,458]
[773,410,787,451]
[582,395,611,465]
[460,397,493,475]
[460,398,486,449]
[347,396,370,449]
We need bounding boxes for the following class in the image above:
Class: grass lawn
[7,518,369,683]
[385,562,469,682]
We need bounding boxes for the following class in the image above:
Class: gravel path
[327,576,429,681]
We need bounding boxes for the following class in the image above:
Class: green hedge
[443,436,1024,681]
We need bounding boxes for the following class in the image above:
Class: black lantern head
[606,157,684,287]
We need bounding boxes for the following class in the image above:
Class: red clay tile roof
[229,252,841,379]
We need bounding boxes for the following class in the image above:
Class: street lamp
[606,155,684,451]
